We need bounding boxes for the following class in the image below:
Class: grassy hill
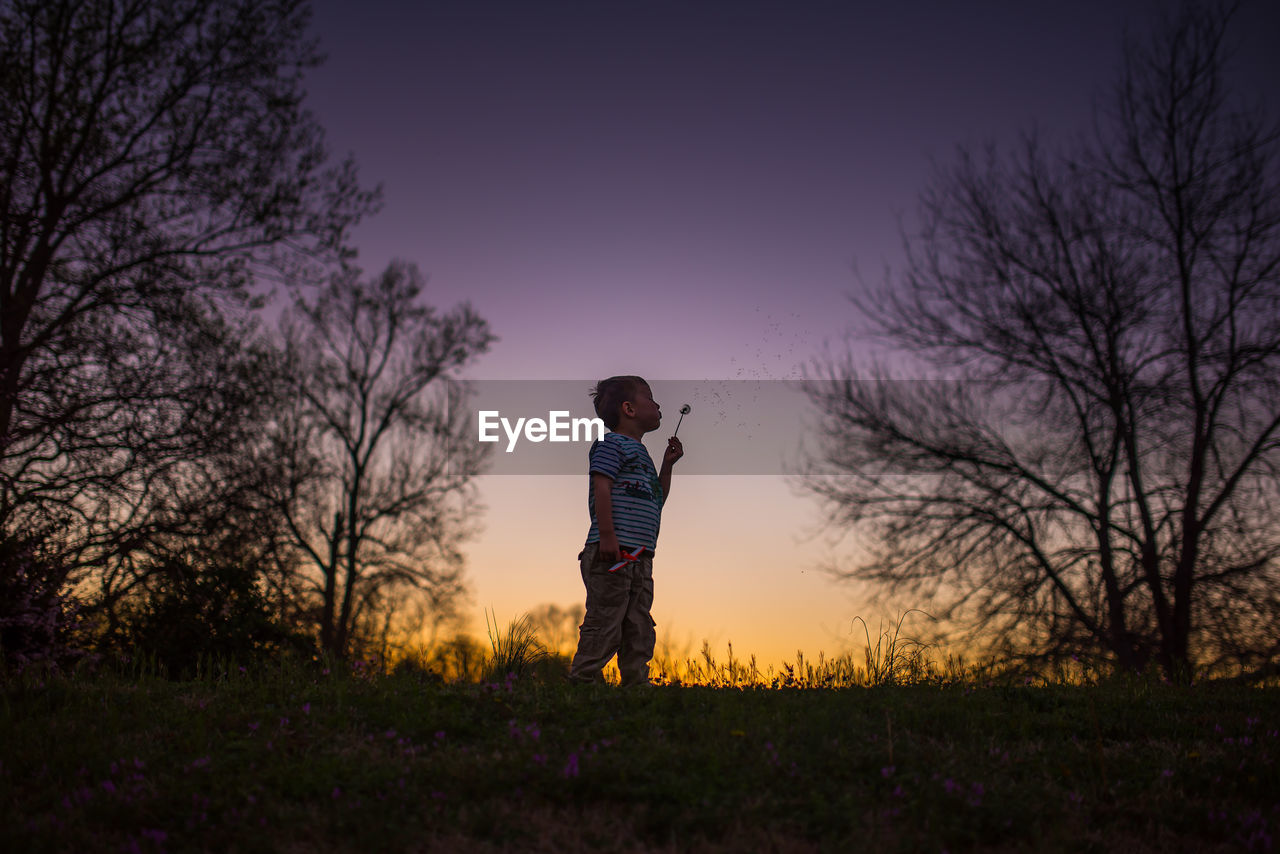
[3,656,1277,852]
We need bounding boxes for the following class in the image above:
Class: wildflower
[881,765,895,778]
[301,703,311,715]
[332,787,342,798]
[563,752,580,778]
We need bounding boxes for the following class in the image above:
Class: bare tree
[264,261,493,657]
[525,602,585,657]
[805,3,1280,679]
[0,0,376,566]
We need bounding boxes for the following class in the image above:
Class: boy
[569,376,683,686]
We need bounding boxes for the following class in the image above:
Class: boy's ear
[620,401,634,418]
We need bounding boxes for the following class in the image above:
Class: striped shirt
[584,432,664,551]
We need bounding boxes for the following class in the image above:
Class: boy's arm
[659,436,683,502]
[591,472,619,562]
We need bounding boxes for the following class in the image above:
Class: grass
[2,648,1278,853]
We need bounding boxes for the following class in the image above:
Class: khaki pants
[569,542,656,686]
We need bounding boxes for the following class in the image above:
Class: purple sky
[299,1,1280,664]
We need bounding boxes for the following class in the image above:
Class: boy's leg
[617,555,656,686]
[569,543,631,683]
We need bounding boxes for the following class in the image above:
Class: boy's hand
[663,436,684,468]
[598,532,620,564]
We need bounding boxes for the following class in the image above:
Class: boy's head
[591,375,653,430]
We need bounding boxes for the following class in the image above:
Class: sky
[300,1,1279,667]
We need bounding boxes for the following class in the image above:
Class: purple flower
[563,752,580,778]
[881,765,895,778]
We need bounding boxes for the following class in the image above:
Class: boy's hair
[590,375,648,430]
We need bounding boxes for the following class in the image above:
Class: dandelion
[673,403,691,437]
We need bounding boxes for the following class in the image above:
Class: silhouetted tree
[805,3,1280,679]
[263,262,493,657]
[0,0,376,576]
[525,602,585,657]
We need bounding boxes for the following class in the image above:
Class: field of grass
[2,652,1277,853]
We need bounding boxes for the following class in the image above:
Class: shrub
[119,555,312,678]
[0,535,81,672]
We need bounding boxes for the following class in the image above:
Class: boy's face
[624,384,662,432]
